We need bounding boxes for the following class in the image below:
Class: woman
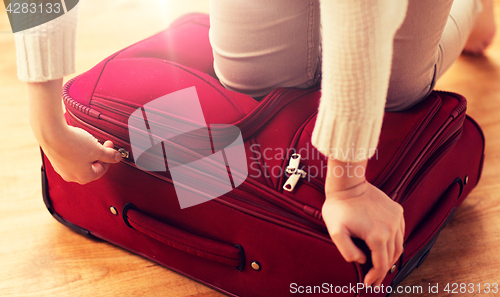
[15,0,495,288]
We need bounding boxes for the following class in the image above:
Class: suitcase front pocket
[123,203,246,270]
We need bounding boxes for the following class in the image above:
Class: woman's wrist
[325,157,368,199]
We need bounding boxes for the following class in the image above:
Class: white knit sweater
[14,4,79,82]
[313,0,408,161]
[15,1,408,162]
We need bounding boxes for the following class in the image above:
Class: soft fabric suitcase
[41,14,485,296]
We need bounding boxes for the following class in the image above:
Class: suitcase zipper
[388,115,464,200]
[89,132,325,226]
[283,154,307,192]
[399,127,463,202]
[63,78,325,224]
[117,148,130,158]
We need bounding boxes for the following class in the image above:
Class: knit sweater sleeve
[312,0,408,162]
[14,4,80,82]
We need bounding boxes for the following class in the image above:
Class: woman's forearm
[26,78,122,184]
[27,79,68,147]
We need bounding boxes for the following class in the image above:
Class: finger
[364,238,389,287]
[102,140,114,148]
[366,269,388,288]
[99,141,122,163]
[330,230,367,264]
[397,217,406,263]
[401,216,405,238]
[91,161,111,181]
[365,268,386,288]
[387,234,395,270]
[394,229,404,265]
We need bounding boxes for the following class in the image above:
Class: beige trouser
[209,0,482,111]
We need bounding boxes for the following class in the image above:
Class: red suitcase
[41,14,485,296]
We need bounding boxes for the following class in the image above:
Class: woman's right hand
[322,158,405,288]
[28,78,122,184]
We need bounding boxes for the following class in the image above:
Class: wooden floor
[1,1,500,296]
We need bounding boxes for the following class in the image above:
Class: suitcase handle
[122,203,245,270]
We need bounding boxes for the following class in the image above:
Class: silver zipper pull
[283,154,307,192]
[284,173,301,192]
[296,168,307,178]
[286,154,301,174]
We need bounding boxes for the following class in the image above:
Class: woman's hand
[28,79,122,184]
[322,158,405,287]
[41,125,122,184]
